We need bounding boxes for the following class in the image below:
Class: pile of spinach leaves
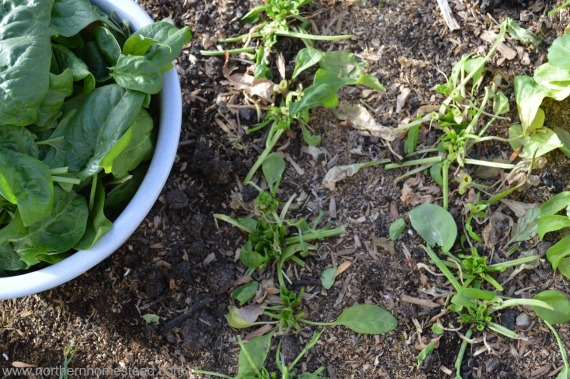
[0,0,190,275]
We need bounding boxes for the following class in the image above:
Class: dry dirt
[2,0,570,378]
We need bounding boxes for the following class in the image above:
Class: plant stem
[275,30,352,40]
[191,369,232,378]
[462,158,515,169]
[442,160,450,210]
[214,214,255,234]
[284,226,345,244]
[200,47,256,56]
[423,245,462,292]
[219,32,263,43]
[385,155,443,169]
[454,328,472,379]
[549,0,570,15]
[545,320,570,368]
[51,176,81,185]
[244,128,286,184]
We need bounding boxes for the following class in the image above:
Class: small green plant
[385,21,515,210]
[202,0,384,183]
[59,340,78,379]
[193,332,326,379]
[215,153,345,286]
[511,28,570,158]
[408,203,570,378]
[537,191,570,279]
[201,0,351,79]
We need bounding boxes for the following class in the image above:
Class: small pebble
[516,312,530,327]
[486,358,501,373]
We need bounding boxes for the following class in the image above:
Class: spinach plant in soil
[408,204,570,378]
[0,0,190,275]
[207,154,397,377]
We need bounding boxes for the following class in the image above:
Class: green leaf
[506,18,542,47]
[540,192,570,216]
[0,244,26,272]
[332,304,397,334]
[289,70,343,116]
[534,63,570,91]
[230,281,259,306]
[111,55,163,94]
[509,124,562,159]
[507,207,539,245]
[389,218,407,241]
[133,22,191,70]
[514,76,551,136]
[225,305,264,329]
[0,188,88,267]
[532,290,570,324]
[554,126,570,158]
[548,34,570,71]
[409,203,457,253]
[93,26,121,64]
[355,74,386,92]
[404,123,420,156]
[417,340,437,369]
[0,125,38,158]
[292,47,325,79]
[0,0,52,126]
[558,258,570,279]
[36,69,75,130]
[44,84,145,179]
[321,267,337,289]
[50,0,117,37]
[492,91,510,115]
[537,215,570,240]
[0,148,53,227]
[546,235,570,270]
[99,109,154,178]
[123,34,165,56]
[262,153,286,193]
[142,314,160,324]
[557,367,570,379]
[237,333,273,378]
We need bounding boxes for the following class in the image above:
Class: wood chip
[436,0,460,30]
[400,294,440,308]
[480,31,517,60]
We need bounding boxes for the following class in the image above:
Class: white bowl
[0,0,182,300]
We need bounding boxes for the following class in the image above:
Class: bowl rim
[0,0,182,300]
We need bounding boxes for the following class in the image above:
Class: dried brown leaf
[334,260,353,278]
[236,304,264,323]
[222,58,275,103]
[332,102,406,141]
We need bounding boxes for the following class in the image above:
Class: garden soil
[2,0,570,378]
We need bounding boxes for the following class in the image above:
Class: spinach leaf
[45,84,145,179]
[0,126,38,158]
[131,21,191,70]
[111,55,163,94]
[0,0,53,126]
[50,0,123,37]
[0,148,53,227]
[93,26,121,65]
[35,69,75,130]
[0,245,26,272]
[52,44,96,93]
[0,188,88,267]
[100,108,154,178]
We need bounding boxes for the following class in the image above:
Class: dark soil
[1,0,570,378]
